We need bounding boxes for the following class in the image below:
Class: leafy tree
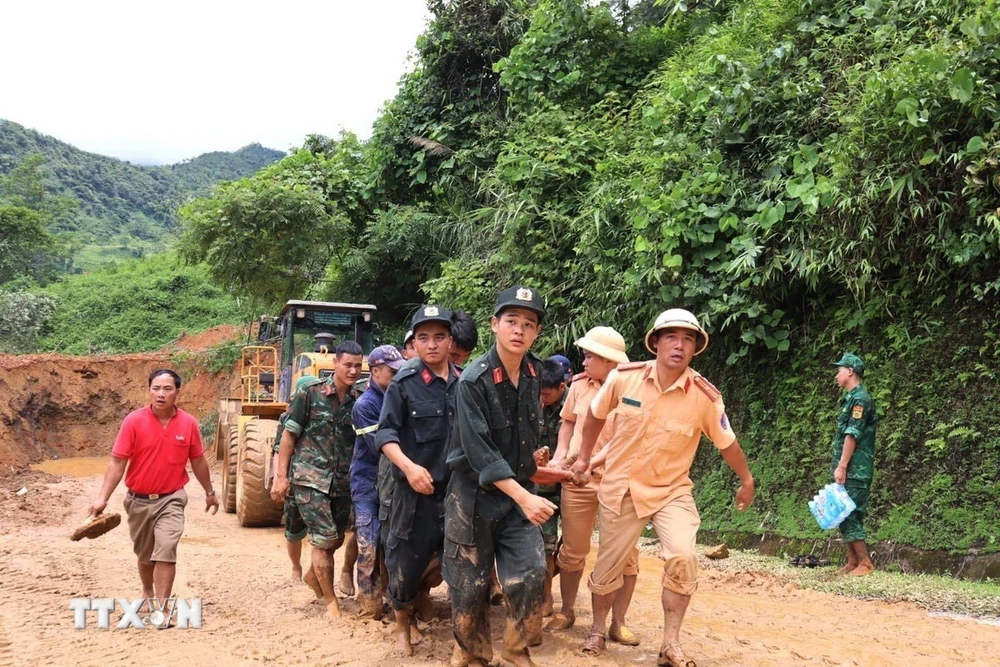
[0,290,58,353]
[178,142,365,308]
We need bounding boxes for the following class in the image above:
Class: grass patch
[694,546,1000,620]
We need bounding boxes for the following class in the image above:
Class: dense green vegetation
[32,256,247,355]
[178,0,1000,554]
[0,119,283,269]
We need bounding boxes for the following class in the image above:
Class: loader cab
[274,300,378,401]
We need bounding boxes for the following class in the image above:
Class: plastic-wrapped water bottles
[808,483,857,530]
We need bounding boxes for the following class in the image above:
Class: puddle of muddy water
[30,456,110,477]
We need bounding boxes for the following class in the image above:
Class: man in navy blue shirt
[377,305,461,656]
[350,344,405,618]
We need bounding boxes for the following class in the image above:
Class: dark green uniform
[443,345,546,663]
[285,377,356,550]
[831,383,877,542]
[537,387,566,555]
[376,359,460,612]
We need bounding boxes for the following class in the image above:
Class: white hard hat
[644,309,709,356]
[574,326,629,364]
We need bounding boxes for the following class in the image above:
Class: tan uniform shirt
[590,362,735,518]
[560,373,617,475]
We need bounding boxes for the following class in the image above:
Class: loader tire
[236,419,283,527]
[222,424,238,514]
[214,416,229,461]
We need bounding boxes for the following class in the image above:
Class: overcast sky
[0,1,430,165]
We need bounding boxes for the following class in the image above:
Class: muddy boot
[501,617,537,667]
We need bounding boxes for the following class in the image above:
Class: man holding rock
[88,369,219,613]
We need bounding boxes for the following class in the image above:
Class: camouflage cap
[493,285,545,323]
[833,352,865,376]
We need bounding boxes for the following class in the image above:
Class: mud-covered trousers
[385,486,445,612]
[443,476,546,662]
[352,498,382,603]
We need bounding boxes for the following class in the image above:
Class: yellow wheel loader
[216,300,378,526]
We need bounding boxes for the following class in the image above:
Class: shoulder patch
[396,366,418,380]
[616,361,647,372]
[692,375,722,402]
[571,371,589,382]
[852,405,864,420]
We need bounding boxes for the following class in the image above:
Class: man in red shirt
[88,369,219,611]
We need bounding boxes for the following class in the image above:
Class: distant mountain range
[0,119,285,269]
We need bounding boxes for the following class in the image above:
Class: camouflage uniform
[443,345,546,664]
[831,383,877,542]
[285,377,356,550]
[273,415,307,543]
[537,387,567,556]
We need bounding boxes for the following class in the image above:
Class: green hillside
[0,119,283,269]
[179,0,1000,557]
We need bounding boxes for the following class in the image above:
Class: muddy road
[1,462,997,667]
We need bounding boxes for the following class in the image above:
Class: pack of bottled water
[808,483,857,530]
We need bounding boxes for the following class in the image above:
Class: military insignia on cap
[424,306,439,317]
[852,405,864,420]
[515,287,533,301]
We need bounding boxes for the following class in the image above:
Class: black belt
[127,488,180,500]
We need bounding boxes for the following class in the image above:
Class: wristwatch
[206,489,216,497]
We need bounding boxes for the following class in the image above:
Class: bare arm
[719,440,755,510]
[493,478,555,526]
[835,434,857,484]
[270,428,297,501]
[571,408,606,471]
[88,456,127,516]
[189,455,219,514]
[550,418,575,466]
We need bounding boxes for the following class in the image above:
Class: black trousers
[385,488,445,612]
[442,476,546,662]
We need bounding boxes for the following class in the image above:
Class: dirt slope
[1,464,997,667]
[0,325,241,469]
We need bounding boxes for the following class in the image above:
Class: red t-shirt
[112,406,204,494]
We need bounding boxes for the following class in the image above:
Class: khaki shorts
[589,493,700,596]
[123,488,187,563]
